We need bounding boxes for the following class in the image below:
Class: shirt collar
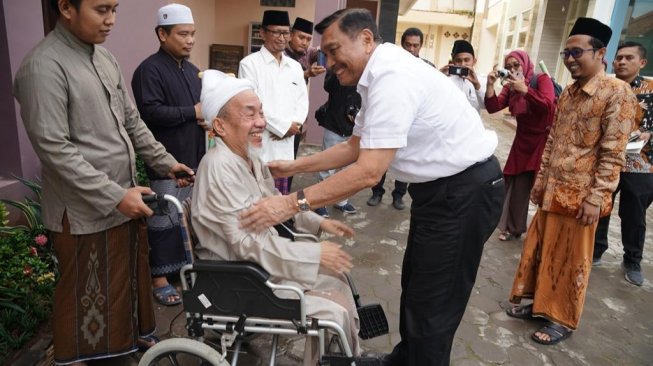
[284,46,304,61]
[261,45,289,66]
[571,70,606,97]
[157,47,187,68]
[357,43,384,90]
[54,21,94,54]
[631,75,643,89]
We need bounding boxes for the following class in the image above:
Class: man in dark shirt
[285,17,326,83]
[131,3,204,306]
[313,71,361,216]
[593,42,652,286]
[284,17,326,190]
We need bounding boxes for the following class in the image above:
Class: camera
[497,69,510,78]
[449,65,469,77]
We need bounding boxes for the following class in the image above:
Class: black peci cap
[568,17,612,46]
[451,40,475,57]
[262,10,290,27]
[292,17,313,34]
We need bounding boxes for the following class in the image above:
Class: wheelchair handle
[141,193,184,214]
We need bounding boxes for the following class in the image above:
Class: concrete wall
[212,0,316,54]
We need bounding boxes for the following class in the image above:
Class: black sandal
[531,322,572,345]
[506,304,535,319]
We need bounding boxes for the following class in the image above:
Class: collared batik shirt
[532,71,638,217]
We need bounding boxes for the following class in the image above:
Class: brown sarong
[51,215,155,364]
[509,209,597,330]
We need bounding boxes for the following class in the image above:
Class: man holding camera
[440,40,486,113]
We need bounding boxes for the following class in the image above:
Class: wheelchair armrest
[279,222,319,242]
[191,260,271,282]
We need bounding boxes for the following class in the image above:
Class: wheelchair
[138,193,388,366]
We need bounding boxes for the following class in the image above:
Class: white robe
[191,138,360,363]
[238,46,308,162]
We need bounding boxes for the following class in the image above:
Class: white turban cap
[200,70,255,122]
[158,4,194,26]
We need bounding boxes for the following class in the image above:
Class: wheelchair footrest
[319,355,384,366]
[358,304,389,340]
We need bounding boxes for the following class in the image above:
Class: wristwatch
[296,189,311,212]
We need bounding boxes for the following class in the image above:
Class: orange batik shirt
[531,71,639,217]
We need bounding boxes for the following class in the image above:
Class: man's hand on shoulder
[320,219,354,238]
[267,160,296,178]
[117,186,154,219]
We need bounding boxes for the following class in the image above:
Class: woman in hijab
[485,50,556,241]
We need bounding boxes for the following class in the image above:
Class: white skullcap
[157,4,194,26]
[200,70,255,122]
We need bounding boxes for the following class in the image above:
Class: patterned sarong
[509,209,597,330]
[51,215,155,364]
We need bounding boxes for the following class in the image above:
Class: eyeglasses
[504,62,521,71]
[263,27,291,38]
[559,48,598,59]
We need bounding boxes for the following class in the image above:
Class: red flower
[34,234,48,246]
[29,246,38,256]
[23,266,33,277]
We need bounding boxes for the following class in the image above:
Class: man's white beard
[248,145,263,161]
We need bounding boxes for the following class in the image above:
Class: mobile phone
[449,65,469,77]
[317,50,327,67]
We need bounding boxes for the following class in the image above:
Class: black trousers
[288,132,302,191]
[371,172,408,199]
[594,172,653,265]
[388,156,504,366]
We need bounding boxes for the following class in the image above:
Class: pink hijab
[505,50,535,116]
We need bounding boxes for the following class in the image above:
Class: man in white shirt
[240,9,505,365]
[239,10,308,195]
[440,40,486,113]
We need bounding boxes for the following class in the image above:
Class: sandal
[153,284,181,306]
[506,304,535,319]
[531,322,572,345]
[137,335,160,352]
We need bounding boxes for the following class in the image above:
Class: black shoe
[367,194,382,206]
[358,352,394,366]
[392,196,405,210]
[622,260,644,286]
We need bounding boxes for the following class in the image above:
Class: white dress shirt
[448,73,487,113]
[239,46,308,162]
[353,43,498,183]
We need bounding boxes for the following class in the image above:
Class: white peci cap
[157,4,194,26]
[200,70,255,122]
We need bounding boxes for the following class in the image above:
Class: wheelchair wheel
[138,338,230,366]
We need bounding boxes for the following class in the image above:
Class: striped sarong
[51,215,155,364]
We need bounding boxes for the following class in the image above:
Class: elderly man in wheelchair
[152,70,382,366]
